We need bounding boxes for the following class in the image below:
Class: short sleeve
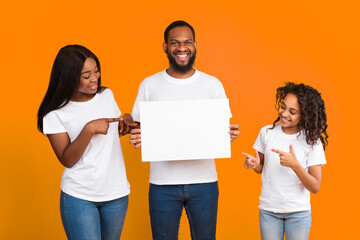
[213,78,232,118]
[43,111,66,134]
[131,82,146,122]
[215,80,227,99]
[307,141,326,167]
[253,127,267,154]
[106,88,121,116]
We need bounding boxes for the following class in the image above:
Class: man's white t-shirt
[43,88,130,201]
[253,124,326,213]
[132,69,230,185]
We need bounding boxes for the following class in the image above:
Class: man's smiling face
[164,26,197,73]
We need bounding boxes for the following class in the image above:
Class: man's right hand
[129,128,142,149]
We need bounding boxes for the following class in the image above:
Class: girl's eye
[280,105,286,109]
[83,75,90,79]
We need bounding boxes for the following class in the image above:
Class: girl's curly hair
[271,82,329,150]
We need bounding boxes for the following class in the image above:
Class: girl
[243,82,328,240]
[37,45,135,240]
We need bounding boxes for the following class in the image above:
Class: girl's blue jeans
[60,191,128,240]
[259,208,312,240]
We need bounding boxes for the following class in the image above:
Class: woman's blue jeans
[149,181,219,240]
[259,208,312,240]
[60,191,128,240]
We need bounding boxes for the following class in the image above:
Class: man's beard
[167,50,196,73]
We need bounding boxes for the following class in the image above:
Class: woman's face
[278,93,301,134]
[72,58,100,102]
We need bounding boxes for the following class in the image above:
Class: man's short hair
[164,20,195,43]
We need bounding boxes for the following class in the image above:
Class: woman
[37,44,135,240]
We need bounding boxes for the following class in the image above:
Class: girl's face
[72,57,100,102]
[279,93,301,134]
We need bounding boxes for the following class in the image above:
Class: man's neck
[166,67,196,79]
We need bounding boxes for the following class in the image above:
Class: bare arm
[290,164,322,194]
[253,152,264,174]
[271,145,322,193]
[47,118,120,168]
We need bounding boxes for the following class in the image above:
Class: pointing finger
[242,152,253,159]
[271,148,284,155]
[106,118,121,123]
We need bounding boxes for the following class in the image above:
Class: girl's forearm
[291,165,321,193]
[253,163,263,174]
[253,152,264,174]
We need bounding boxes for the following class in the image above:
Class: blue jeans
[149,182,219,240]
[60,191,128,240]
[259,208,312,240]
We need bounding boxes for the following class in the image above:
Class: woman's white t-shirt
[43,88,130,202]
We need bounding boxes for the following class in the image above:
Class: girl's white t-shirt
[43,88,130,201]
[254,124,326,213]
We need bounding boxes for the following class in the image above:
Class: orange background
[1,0,359,239]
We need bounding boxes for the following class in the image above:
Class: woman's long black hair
[271,82,329,150]
[37,45,102,133]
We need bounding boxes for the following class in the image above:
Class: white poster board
[140,99,231,162]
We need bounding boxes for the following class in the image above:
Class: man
[130,20,240,240]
